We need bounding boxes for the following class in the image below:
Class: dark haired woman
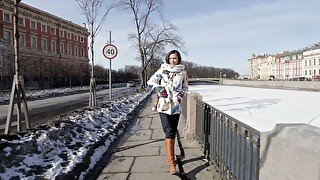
[147,50,188,175]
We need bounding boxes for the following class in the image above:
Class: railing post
[184,92,202,140]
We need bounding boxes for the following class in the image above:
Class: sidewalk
[97,94,219,180]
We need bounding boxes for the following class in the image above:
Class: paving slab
[102,157,134,173]
[114,146,160,157]
[151,128,166,140]
[179,148,212,180]
[150,116,163,129]
[97,173,129,180]
[139,117,152,129]
[118,139,164,148]
[131,156,168,173]
[126,129,152,141]
[128,172,181,180]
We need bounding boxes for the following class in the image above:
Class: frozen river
[189,85,320,132]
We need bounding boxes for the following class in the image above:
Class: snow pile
[0,91,150,179]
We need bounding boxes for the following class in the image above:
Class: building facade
[302,47,320,79]
[275,51,288,80]
[286,50,303,79]
[249,44,320,81]
[0,1,89,88]
[248,54,275,80]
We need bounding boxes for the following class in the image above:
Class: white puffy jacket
[147,63,188,115]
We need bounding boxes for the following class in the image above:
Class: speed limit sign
[103,44,118,59]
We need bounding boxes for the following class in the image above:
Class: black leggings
[159,113,180,139]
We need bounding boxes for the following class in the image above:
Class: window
[80,36,84,42]
[3,12,11,22]
[60,42,64,54]
[31,36,37,49]
[310,70,312,75]
[60,30,64,37]
[67,32,71,39]
[314,70,316,75]
[19,33,26,47]
[67,44,72,55]
[51,40,56,53]
[41,38,47,51]
[319,69,320,75]
[41,24,47,32]
[18,17,24,26]
[74,35,78,41]
[50,27,56,35]
[314,59,316,66]
[75,46,79,56]
[80,48,84,57]
[309,60,311,66]
[3,30,12,45]
[305,70,307,75]
[30,21,37,29]
[305,60,307,66]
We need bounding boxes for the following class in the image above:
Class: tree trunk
[69,75,72,88]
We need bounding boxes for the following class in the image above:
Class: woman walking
[147,50,188,175]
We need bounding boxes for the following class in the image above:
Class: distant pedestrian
[147,49,188,175]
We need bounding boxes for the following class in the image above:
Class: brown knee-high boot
[165,138,177,175]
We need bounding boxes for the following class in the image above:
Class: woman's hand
[154,85,163,92]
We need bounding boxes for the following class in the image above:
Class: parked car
[312,75,320,81]
[293,77,306,81]
[127,81,135,87]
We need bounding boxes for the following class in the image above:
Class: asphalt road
[0,87,138,131]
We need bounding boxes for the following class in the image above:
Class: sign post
[102,31,118,100]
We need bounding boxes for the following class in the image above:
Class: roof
[2,0,88,33]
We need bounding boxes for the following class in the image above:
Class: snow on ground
[0,90,150,180]
[189,85,320,132]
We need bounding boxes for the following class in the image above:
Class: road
[0,87,138,130]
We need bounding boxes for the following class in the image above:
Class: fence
[195,101,261,180]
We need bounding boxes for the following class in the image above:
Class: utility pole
[5,0,30,134]
[102,31,118,100]
[108,31,112,100]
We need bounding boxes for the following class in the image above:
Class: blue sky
[23,0,320,75]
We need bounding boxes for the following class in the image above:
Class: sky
[189,85,320,132]
[22,0,320,75]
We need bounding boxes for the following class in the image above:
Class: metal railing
[195,101,261,180]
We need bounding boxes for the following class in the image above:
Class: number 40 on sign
[103,44,118,60]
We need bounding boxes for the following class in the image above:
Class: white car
[127,81,135,87]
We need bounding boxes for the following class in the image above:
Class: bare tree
[138,21,184,86]
[75,0,115,106]
[117,0,184,89]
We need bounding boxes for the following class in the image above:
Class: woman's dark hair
[165,50,182,65]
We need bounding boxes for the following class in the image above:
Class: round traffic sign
[103,44,118,59]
